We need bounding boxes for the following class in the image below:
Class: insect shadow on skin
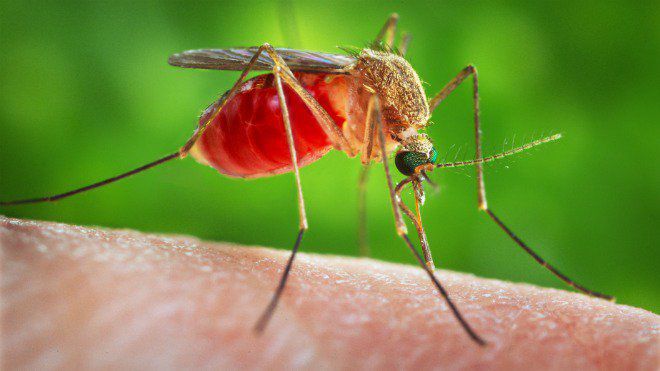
[0,13,614,346]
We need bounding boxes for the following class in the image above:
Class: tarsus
[1,152,180,206]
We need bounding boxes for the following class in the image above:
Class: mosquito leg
[360,97,377,164]
[412,179,435,269]
[0,153,180,206]
[357,164,370,256]
[367,94,432,267]
[355,94,382,256]
[254,65,309,333]
[260,44,355,156]
[371,96,407,236]
[398,32,412,57]
[373,96,485,345]
[428,66,613,301]
[395,178,435,269]
[428,65,485,204]
[0,47,280,206]
[374,13,399,48]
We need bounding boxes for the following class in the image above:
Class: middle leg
[254,64,309,333]
[356,97,379,256]
[357,164,370,256]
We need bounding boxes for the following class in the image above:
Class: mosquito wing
[168,47,356,74]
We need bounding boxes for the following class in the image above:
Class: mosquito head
[394,133,438,176]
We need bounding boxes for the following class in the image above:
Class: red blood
[191,73,350,178]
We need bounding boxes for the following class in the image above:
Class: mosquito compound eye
[429,146,438,164]
[395,151,430,176]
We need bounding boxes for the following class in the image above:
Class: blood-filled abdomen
[190,73,349,178]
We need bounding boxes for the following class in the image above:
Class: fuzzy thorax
[353,49,430,131]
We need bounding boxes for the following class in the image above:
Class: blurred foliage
[1,1,658,312]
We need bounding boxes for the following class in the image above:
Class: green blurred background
[1,1,658,312]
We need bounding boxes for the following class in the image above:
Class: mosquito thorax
[394,133,438,176]
[352,49,429,131]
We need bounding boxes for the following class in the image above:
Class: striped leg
[254,64,310,333]
[0,44,284,206]
[371,94,486,346]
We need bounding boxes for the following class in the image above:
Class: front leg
[428,65,486,208]
[371,93,486,345]
[254,64,310,333]
[428,65,613,300]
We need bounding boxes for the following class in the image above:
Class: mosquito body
[1,14,613,346]
[178,48,427,177]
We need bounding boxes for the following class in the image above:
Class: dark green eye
[395,147,438,176]
[395,151,425,175]
[429,147,438,164]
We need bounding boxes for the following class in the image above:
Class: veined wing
[168,47,356,74]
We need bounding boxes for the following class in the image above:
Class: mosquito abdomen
[191,73,350,178]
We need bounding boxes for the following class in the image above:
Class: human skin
[1,216,658,370]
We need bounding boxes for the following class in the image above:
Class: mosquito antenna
[0,152,180,206]
[436,134,561,169]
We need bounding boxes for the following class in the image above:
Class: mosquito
[1,14,613,346]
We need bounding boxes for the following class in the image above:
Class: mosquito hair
[435,143,470,177]
[449,143,468,164]
[441,143,457,164]
[337,45,362,57]
[338,40,406,58]
[367,40,403,56]
[451,145,463,163]
[454,144,471,174]
[436,133,562,169]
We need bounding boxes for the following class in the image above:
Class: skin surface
[1,216,658,370]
